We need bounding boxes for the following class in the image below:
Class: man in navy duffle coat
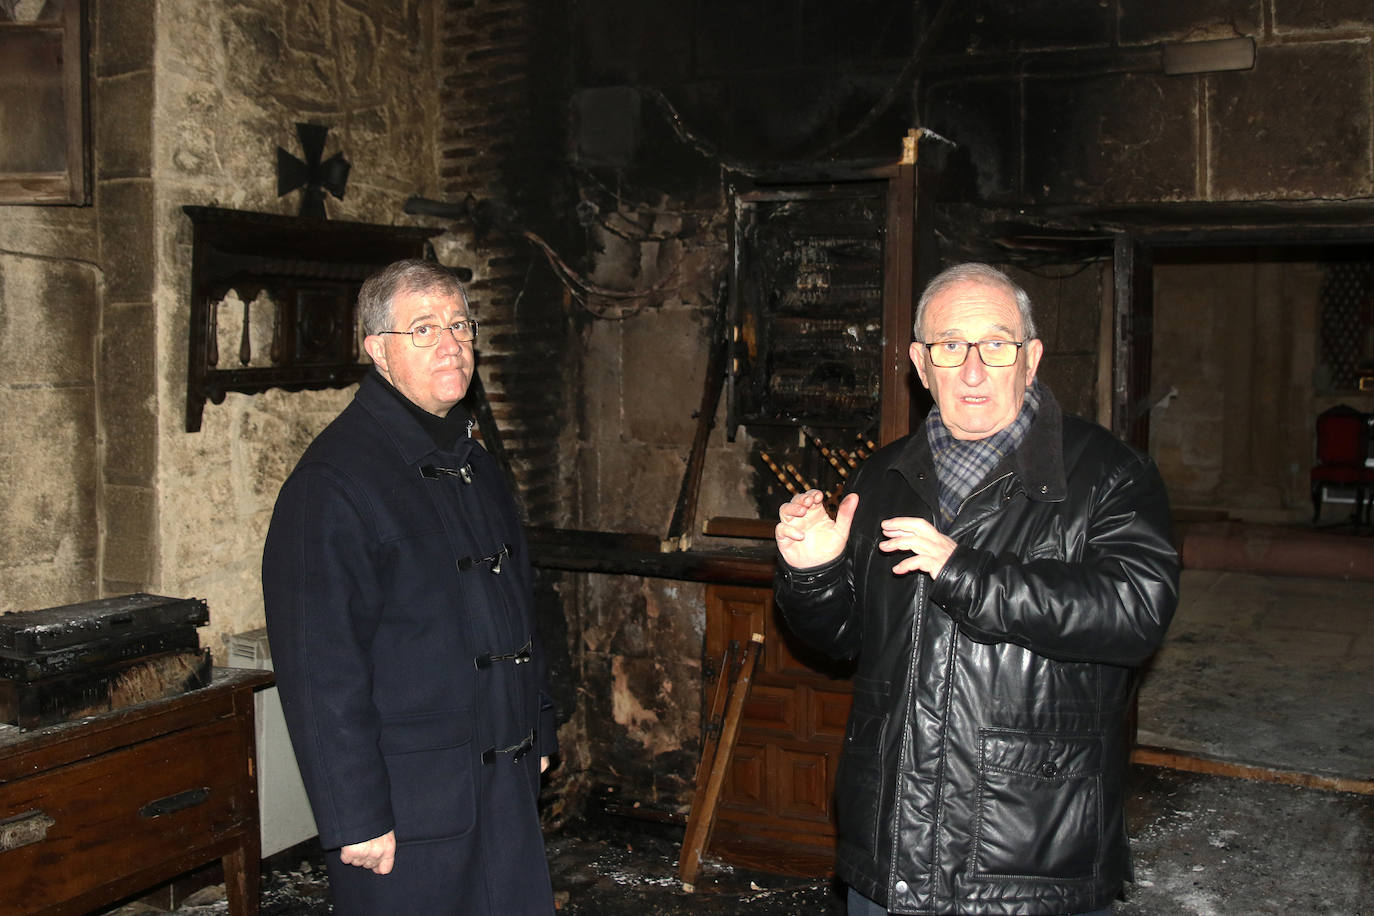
[263,259,557,915]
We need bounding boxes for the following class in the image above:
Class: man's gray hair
[914,263,1038,341]
[358,259,469,337]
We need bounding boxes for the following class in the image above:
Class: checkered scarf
[927,380,1041,528]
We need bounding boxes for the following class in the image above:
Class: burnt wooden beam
[1131,745,1374,796]
[525,527,774,587]
[664,288,730,550]
[701,516,776,540]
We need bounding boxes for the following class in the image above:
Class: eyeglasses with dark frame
[919,339,1026,368]
[377,319,479,348]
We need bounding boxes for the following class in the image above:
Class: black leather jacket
[776,389,1179,915]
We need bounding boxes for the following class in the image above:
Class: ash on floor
[1117,766,1372,916]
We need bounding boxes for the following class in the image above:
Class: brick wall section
[437,0,570,526]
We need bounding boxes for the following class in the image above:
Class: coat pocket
[379,709,476,844]
[836,677,889,855]
[971,729,1102,881]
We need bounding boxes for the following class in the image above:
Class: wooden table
[0,667,273,916]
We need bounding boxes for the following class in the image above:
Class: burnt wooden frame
[936,200,1374,451]
[0,0,89,205]
[725,163,919,448]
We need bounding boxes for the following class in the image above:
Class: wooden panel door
[703,584,853,874]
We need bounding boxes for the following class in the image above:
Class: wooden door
[703,584,853,875]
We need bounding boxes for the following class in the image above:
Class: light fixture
[1163,36,1256,75]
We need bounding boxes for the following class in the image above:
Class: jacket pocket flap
[981,730,1101,778]
[379,709,473,755]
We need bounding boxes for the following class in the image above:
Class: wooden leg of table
[223,839,261,916]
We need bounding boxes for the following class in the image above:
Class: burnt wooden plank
[525,527,775,586]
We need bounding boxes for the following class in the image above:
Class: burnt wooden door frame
[1112,234,1156,450]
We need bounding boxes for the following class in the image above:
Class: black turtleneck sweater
[370,368,471,450]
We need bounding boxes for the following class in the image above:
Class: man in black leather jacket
[775,263,1179,915]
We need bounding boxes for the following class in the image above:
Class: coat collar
[355,371,475,466]
[1009,384,1067,503]
[893,383,1067,504]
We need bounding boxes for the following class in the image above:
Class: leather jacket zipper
[890,573,926,903]
[950,470,1015,539]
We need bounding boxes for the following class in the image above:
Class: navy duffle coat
[263,371,557,915]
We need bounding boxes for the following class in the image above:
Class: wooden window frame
[0,0,89,206]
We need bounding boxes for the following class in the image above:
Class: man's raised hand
[775,490,858,569]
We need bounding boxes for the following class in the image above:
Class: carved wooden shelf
[182,206,442,431]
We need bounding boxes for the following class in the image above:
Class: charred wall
[922,0,1373,205]
[432,0,1374,820]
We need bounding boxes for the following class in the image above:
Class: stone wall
[0,243,100,611]
[0,0,450,655]
[150,0,449,658]
[924,0,1374,205]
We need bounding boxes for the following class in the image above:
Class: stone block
[0,558,98,616]
[923,78,1020,202]
[336,3,425,106]
[1120,0,1260,44]
[591,444,683,535]
[694,0,796,75]
[0,387,98,569]
[573,87,641,168]
[575,0,691,84]
[800,0,919,63]
[579,320,625,445]
[1211,42,1372,199]
[235,405,323,502]
[95,70,153,180]
[99,302,156,487]
[934,0,1113,53]
[0,255,98,387]
[285,0,333,54]
[620,98,725,207]
[697,422,763,529]
[101,483,156,587]
[929,1,1015,56]
[1276,0,1374,31]
[96,179,155,302]
[1025,71,1197,204]
[1014,0,1115,48]
[622,307,710,447]
[220,8,289,101]
[96,0,154,76]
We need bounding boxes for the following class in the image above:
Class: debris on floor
[98,765,1372,915]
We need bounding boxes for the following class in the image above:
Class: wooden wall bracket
[182,206,442,432]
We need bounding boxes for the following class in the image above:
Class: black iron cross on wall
[276,122,350,219]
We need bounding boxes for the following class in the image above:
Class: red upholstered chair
[1310,406,1373,525]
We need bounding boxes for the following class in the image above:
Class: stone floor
[100,765,1373,915]
[99,559,1374,916]
[1137,568,1374,784]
